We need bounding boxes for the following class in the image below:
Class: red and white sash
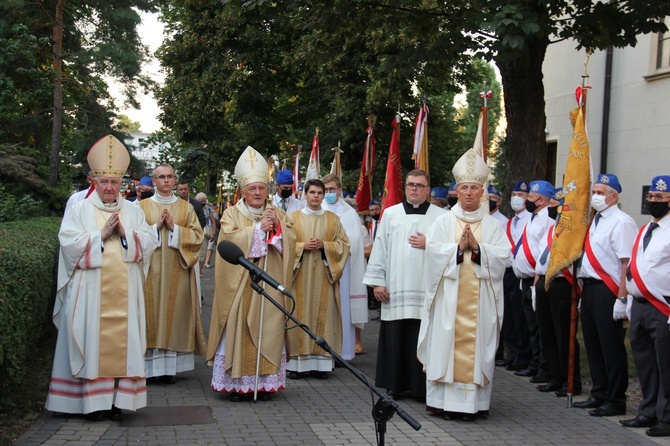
[545,226,580,294]
[520,227,536,269]
[583,230,619,297]
[629,223,670,318]
[506,219,515,252]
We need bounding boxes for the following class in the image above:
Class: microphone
[217,240,292,297]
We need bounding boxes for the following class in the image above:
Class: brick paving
[15,258,670,445]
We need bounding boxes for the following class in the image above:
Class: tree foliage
[0,0,157,210]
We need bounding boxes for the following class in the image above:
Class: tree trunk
[497,37,550,188]
[49,0,66,188]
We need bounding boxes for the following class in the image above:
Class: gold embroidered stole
[453,217,481,383]
[95,209,129,376]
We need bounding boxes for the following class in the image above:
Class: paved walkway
[16,258,670,445]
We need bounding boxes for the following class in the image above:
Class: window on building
[646,17,670,80]
[546,141,557,184]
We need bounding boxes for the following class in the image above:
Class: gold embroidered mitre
[452,148,489,185]
[87,135,130,177]
[235,146,268,187]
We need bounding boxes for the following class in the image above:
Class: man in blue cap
[272,169,304,215]
[447,181,458,209]
[502,180,533,372]
[621,175,670,436]
[430,186,449,208]
[534,187,582,397]
[512,180,555,384]
[136,176,154,202]
[574,173,637,416]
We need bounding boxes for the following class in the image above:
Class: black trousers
[535,277,581,388]
[498,268,531,366]
[520,277,548,374]
[630,299,670,423]
[375,319,425,398]
[580,280,628,405]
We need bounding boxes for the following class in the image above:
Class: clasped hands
[304,238,323,251]
[101,212,126,240]
[459,224,479,252]
[155,209,175,232]
[259,205,280,233]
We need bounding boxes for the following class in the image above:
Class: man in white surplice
[417,148,509,421]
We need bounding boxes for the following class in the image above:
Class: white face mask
[590,194,609,212]
[510,196,525,211]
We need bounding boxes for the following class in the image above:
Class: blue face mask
[324,192,338,204]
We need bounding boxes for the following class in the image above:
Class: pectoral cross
[245,151,258,169]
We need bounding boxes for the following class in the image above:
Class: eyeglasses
[405,183,427,190]
[646,194,670,202]
[155,174,174,181]
[325,187,340,193]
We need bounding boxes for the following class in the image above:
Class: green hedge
[0,217,61,409]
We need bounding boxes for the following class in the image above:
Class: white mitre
[234,146,268,187]
[87,135,130,177]
[452,148,490,185]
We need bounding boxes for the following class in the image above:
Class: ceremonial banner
[330,143,343,181]
[305,128,320,182]
[412,103,429,173]
[293,149,301,196]
[355,116,376,214]
[381,114,403,218]
[545,102,592,286]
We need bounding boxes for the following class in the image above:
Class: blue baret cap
[369,199,381,206]
[276,170,293,185]
[595,173,622,193]
[430,186,448,199]
[487,184,501,197]
[139,176,153,187]
[448,181,457,192]
[650,175,670,192]
[512,180,529,192]
[529,180,555,198]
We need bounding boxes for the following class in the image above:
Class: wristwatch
[618,296,628,304]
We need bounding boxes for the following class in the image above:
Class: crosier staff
[253,154,280,402]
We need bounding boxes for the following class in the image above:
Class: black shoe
[537,383,561,392]
[589,403,626,417]
[84,411,106,421]
[288,371,302,380]
[514,369,537,377]
[506,363,528,371]
[461,413,477,422]
[311,371,329,380]
[555,386,582,397]
[160,375,176,384]
[229,392,242,402]
[573,396,604,409]
[620,415,657,428]
[495,359,506,367]
[646,424,670,437]
[371,316,381,321]
[105,406,124,421]
[529,374,551,384]
[259,392,272,401]
[444,411,463,420]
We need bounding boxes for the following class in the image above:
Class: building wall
[543,32,670,226]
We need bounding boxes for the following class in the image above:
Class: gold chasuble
[207,201,296,378]
[139,197,207,355]
[453,217,481,384]
[95,209,129,376]
[288,210,350,360]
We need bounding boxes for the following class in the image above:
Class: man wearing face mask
[503,181,534,372]
[574,173,637,416]
[272,170,304,215]
[533,188,582,398]
[136,176,155,202]
[321,173,367,362]
[447,182,458,209]
[511,180,555,384]
[620,175,670,437]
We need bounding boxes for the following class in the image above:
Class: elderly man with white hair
[418,148,510,421]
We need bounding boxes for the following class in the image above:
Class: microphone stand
[246,274,421,446]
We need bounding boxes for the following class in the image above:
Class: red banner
[381,115,403,218]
